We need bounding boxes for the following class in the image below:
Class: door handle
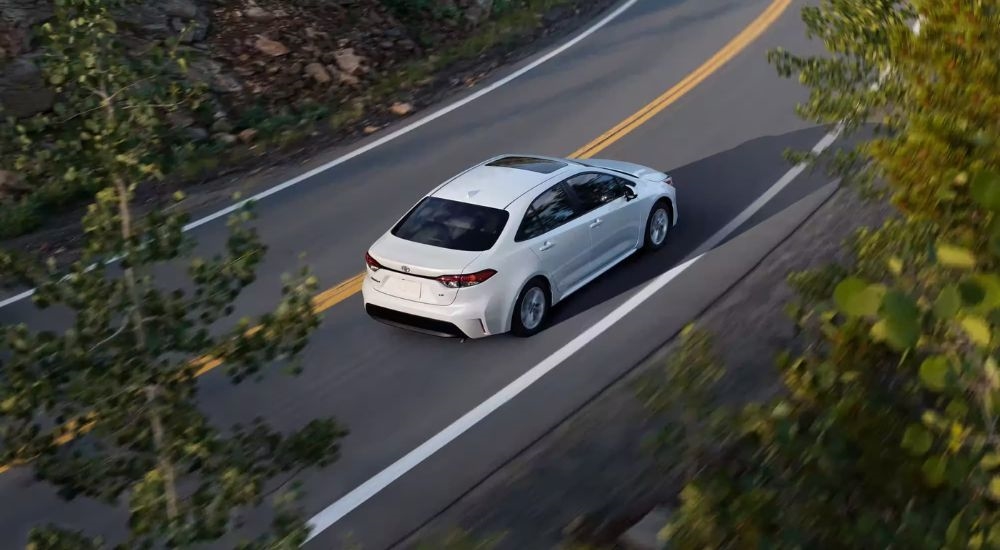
[539,241,555,251]
[589,218,603,228]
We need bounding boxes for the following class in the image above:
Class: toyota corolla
[362,154,678,339]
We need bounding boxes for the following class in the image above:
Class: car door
[565,172,644,272]
[516,183,592,294]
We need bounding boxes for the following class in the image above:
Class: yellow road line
[0,0,789,475]
[570,0,792,159]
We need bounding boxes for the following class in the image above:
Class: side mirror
[623,186,637,201]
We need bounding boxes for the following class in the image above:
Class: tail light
[365,252,383,271]
[437,269,497,288]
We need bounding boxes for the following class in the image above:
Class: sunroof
[486,156,566,174]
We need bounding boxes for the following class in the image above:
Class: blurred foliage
[635,325,729,479]
[0,0,208,238]
[0,0,345,546]
[664,1,1000,548]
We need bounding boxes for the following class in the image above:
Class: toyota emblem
[401,265,411,273]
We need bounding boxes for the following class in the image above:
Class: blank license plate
[387,278,421,300]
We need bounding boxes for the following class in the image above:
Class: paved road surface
[0,0,843,547]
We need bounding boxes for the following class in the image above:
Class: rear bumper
[361,275,494,339]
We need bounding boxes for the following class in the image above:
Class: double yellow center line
[0,0,790,476]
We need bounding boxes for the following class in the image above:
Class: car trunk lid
[366,234,483,305]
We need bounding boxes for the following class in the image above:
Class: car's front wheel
[511,278,550,337]
[643,200,672,252]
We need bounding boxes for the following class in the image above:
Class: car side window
[566,172,623,213]
[516,184,578,241]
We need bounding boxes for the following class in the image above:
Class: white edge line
[690,122,843,258]
[303,254,702,542]
[303,124,845,542]
[0,0,642,311]
[303,12,926,540]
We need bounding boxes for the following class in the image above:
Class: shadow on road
[545,124,841,331]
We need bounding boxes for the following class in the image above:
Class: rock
[389,102,413,116]
[188,59,243,94]
[0,58,54,118]
[305,27,329,40]
[184,126,209,142]
[237,128,257,143]
[379,40,394,50]
[243,7,273,22]
[363,125,379,134]
[117,4,170,34]
[399,39,417,51]
[210,118,234,133]
[213,132,237,145]
[167,111,195,129]
[618,506,673,550]
[0,0,54,27]
[164,0,198,19]
[333,48,364,75]
[304,62,331,83]
[179,18,209,43]
[0,170,30,201]
[334,68,359,86]
[254,36,289,57]
[170,16,186,32]
[272,9,288,18]
[465,0,493,24]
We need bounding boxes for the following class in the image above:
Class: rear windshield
[392,197,509,252]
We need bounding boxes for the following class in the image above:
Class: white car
[362,154,678,339]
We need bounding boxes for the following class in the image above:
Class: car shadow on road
[542,124,848,332]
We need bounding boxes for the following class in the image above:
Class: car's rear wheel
[643,200,672,252]
[511,278,550,337]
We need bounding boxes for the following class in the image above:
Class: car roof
[430,155,580,209]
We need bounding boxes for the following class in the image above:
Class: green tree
[664,1,1000,548]
[0,0,346,547]
[0,0,205,237]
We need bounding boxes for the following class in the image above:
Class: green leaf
[919,356,950,392]
[937,243,977,269]
[989,476,1000,501]
[901,423,933,456]
[922,456,948,487]
[971,170,1000,211]
[880,291,921,350]
[982,453,1000,471]
[888,256,903,275]
[960,316,992,346]
[971,274,1000,311]
[934,285,962,318]
[959,279,986,307]
[833,277,883,317]
[946,511,964,545]
[882,290,919,319]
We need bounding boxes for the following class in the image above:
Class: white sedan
[362,154,678,339]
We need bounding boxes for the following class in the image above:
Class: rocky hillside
[1,0,497,119]
[0,0,608,243]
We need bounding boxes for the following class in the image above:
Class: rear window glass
[392,197,510,252]
[486,156,566,174]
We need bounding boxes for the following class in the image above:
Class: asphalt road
[0,0,842,547]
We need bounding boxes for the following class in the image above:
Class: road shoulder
[399,182,892,548]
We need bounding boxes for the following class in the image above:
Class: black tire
[510,278,551,337]
[642,200,672,252]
